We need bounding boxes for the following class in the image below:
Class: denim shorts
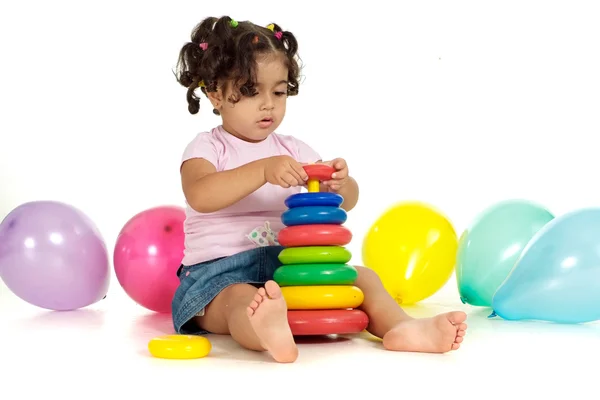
[171,245,285,335]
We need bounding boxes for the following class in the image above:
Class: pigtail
[212,16,237,46]
[174,17,220,114]
[191,17,218,43]
[175,42,203,114]
[280,30,300,95]
[266,22,301,96]
[280,31,298,56]
[265,22,297,59]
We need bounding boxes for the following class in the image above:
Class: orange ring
[278,224,352,247]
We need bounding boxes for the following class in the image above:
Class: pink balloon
[113,205,185,313]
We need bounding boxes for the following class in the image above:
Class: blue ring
[285,192,344,209]
[282,206,347,226]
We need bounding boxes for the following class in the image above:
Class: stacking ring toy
[281,285,364,309]
[303,164,336,192]
[147,335,211,359]
[280,163,363,336]
[282,206,347,226]
[278,246,352,264]
[288,309,369,336]
[278,225,352,247]
[274,263,358,286]
[285,192,344,209]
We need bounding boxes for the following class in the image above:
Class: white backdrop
[1,0,599,302]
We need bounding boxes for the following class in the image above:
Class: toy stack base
[287,309,369,336]
[276,164,369,336]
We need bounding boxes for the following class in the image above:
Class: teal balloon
[456,200,554,307]
[492,208,600,323]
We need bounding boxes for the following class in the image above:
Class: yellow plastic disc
[281,285,364,310]
[148,334,211,359]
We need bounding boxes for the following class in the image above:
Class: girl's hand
[263,156,309,188]
[321,158,349,192]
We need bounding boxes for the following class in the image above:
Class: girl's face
[212,52,290,143]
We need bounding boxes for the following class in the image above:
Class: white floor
[1,281,597,399]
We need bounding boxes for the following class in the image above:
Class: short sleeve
[294,137,321,164]
[181,132,219,169]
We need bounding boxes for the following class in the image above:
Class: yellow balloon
[362,201,458,304]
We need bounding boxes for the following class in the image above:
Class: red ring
[288,309,369,336]
[278,224,352,247]
[303,164,336,181]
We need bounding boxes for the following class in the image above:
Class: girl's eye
[274,91,286,96]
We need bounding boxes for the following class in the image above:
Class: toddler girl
[171,15,468,363]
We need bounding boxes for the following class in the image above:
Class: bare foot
[382,311,467,353]
[247,280,298,363]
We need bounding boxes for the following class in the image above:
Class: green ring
[278,246,352,265]
[274,263,358,286]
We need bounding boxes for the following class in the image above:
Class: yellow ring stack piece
[148,334,211,359]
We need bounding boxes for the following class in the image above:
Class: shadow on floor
[14,308,107,331]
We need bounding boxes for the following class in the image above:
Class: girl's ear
[206,88,223,109]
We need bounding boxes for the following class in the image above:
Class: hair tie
[199,42,208,51]
[274,31,282,40]
[252,35,259,44]
[230,19,238,28]
[266,24,275,31]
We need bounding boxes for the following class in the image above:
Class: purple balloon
[0,201,110,311]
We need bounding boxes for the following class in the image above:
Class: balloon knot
[488,311,497,318]
[460,296,467,304]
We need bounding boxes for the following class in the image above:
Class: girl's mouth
[258,117,273,128]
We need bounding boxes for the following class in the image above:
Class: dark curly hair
[174,16,301,115]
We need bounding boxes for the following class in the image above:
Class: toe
[246,306,255,317]
[257,287,267,297]
[254,292,264,304]
[448,311,467,325]
[458,323,467,331]
[457,330,466,337]
[249,300,259,310]
[451,343,461,350]
[455,336,463,344]
[264,280,283,299]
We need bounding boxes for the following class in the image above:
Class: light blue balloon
[456,199,554,307]
[491,208,600,323]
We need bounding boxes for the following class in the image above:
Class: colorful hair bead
[199,42,208,50]
[198,80,206,87]
[266,23,275,31]
[230,19,238,28]
[274,31,282,40]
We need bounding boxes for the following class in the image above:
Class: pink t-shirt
[180,125,322,266]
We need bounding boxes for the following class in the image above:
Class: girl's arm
[181,158,267,214]
[181,155,308,213]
